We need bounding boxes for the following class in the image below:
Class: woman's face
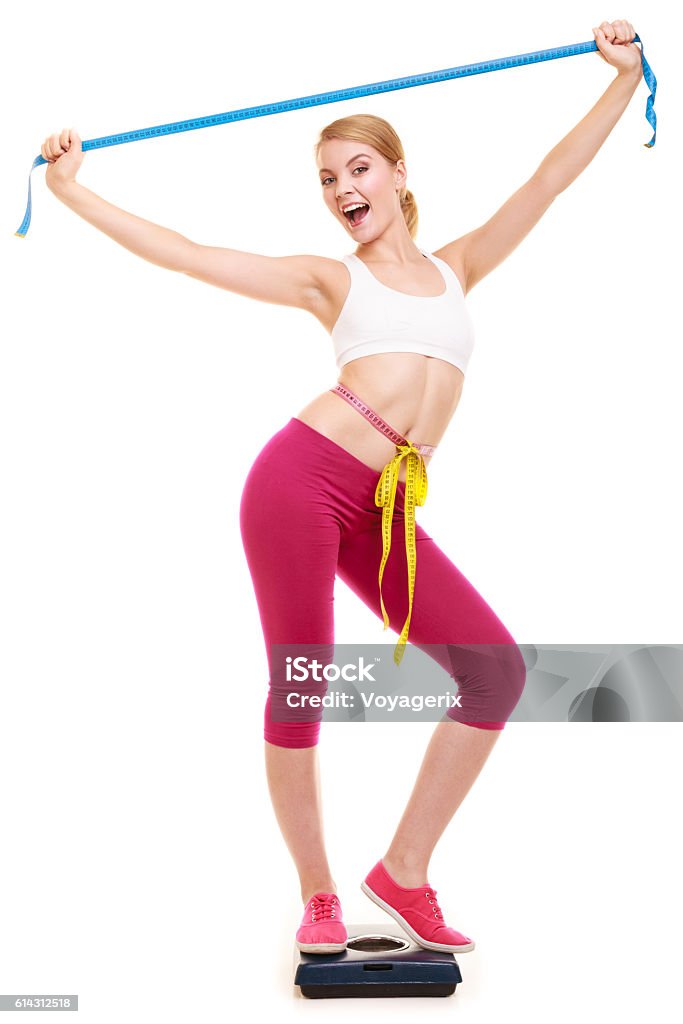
[317,138,406,239]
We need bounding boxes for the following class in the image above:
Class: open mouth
[343,204,370,226]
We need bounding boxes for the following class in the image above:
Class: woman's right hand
[41,127,84,190]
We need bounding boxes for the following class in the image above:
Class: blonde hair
[314,113,418,239]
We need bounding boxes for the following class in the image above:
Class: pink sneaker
[360,860,475,954]
[296,892,348,954]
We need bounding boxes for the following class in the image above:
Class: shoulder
[303,254,352,310]
[308,253,352,291]
[430,241,469,296]
[298,254,353,326]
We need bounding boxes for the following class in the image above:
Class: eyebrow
[318,153,373,175]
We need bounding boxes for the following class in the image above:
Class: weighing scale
[294,921,463,998]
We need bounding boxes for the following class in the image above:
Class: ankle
[382,851,430,888]
[301,880,337,904]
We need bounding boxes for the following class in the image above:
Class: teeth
[342,203,368,214]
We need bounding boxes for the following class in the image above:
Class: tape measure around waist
[330,383,437,457]
[15,35,657,238]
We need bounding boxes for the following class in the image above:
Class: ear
[394,158,408,191]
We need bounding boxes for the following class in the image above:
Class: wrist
[48,178,80,198]
[616,65,641,85]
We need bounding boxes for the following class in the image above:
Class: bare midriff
[295,252,467,483]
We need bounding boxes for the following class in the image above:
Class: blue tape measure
[15,35,657,238]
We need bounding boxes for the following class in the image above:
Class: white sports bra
[330,249,476,375]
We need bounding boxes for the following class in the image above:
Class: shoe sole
[296,939,348,954]
[360,880,476,954]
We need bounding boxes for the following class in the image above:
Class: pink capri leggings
[239,417,526,747]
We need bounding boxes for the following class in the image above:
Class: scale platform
[294,921,463,998]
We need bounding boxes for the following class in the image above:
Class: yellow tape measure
[375,442,429,666]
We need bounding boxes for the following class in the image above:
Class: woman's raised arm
[43,127,322,309]
[534,21,643,195]
[44,127,197,273]
[434,20,643,294]
[48,178,195,274]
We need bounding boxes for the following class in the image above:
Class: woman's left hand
[592,20,642,76]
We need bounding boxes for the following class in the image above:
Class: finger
[600,21,616,43]
[50,132,65,157]
[623,19,634,39]
[59,127,71,150]
[592,27,609,57]
[614,20,629,42]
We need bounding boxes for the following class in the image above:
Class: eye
[320,166,368,187]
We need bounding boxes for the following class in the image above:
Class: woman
[41,19,643,957]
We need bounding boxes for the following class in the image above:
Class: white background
[1,0,680,1019]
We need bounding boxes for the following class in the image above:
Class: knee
[445,640,527,729]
